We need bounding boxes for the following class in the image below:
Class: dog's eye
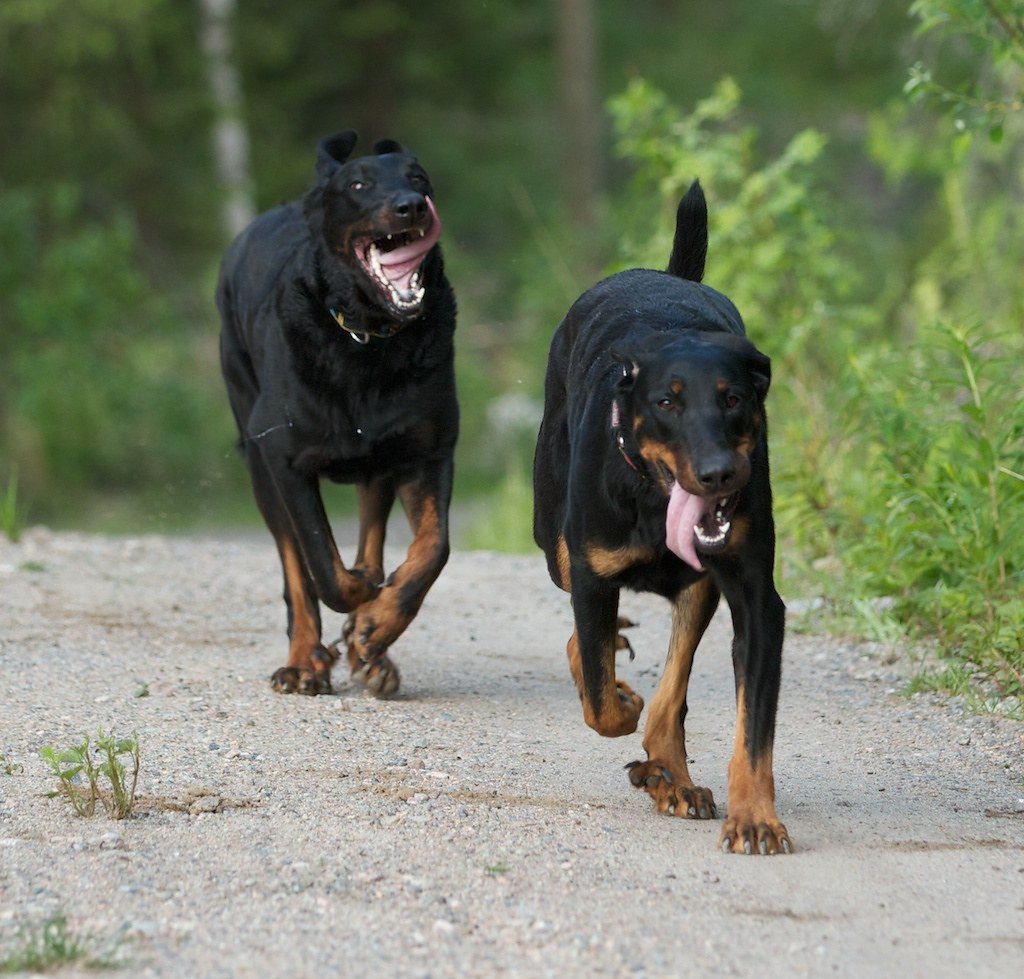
[349,180,365,192]
[656,397,675,412]
[724,393,742,410]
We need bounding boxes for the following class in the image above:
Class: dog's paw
[350,653,401,699]
[583,680,643,737]
[625,760,717,818]
[719,813,792,855]
[270,666,332,696]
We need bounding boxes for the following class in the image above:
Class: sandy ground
[0,527,1021,978]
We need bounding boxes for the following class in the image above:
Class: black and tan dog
[217,131,456,698]
[533,182,791,854]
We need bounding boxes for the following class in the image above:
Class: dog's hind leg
[353,476,395,587]
[566,572,644,737]
[344,459,453,697]
[627,575,719,817]
[719,574,792,854]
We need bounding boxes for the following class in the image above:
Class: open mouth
[665,484,739,572]
[353,197,442,316]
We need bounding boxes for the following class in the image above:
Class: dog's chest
[289,376,447,482]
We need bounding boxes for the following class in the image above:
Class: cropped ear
[373,138,406,155]
[315,131,358,179]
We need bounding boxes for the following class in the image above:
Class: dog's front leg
[260,451,381,613]
[343,458,453,697]
[719,573,792,854]
[628,574,720,817]
[567,568,644,737]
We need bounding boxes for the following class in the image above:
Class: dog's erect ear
[610,347,641,389]
[745,347,771,401]
[667,180,708,283]
[373,138,407,156]
[704,332,771,400]
[316,131,358,179]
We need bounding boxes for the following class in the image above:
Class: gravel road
[1,528,1021,978]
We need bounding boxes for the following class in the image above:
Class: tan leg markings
[345,489,448,698]
[720,687,792,854]
[271,537,333,695]
[555,536,571,592]
[628,577,717,818]
[354,479,394,586]
[566,628,644,738]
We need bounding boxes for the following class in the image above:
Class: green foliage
[41,730,141,820]
[905,0,1024,138]
[840,321,1024,703]
[0,472,22,542]
[464,460,536,553]
[0,913,122,973]
[609,76,845,356]
[609,76,863,567]
[0,183,242,526]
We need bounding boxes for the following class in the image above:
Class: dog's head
[304,131,442,321]
[613,330,771,568]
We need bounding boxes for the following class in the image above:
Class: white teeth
[361,242,425,311]
[694,521,729,546]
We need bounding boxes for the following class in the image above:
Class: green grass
[0,914,123,973]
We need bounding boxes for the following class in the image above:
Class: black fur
[217,131,457,697]
[533,181,791,854]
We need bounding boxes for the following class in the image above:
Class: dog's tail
[666,180,707,283]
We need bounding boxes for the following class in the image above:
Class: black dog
[533,182,791,854]
[217,131,457,698]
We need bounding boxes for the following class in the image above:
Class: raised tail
[666,180,707,283]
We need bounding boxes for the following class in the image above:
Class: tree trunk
[198,0,255,241]
[556,0,603,229]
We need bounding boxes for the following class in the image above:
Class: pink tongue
[377,197,442,288]
[666,483,711,572]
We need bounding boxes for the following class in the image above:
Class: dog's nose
[393,192,427,222]
[696,458,737,494]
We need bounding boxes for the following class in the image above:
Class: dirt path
[1,529,1021,977]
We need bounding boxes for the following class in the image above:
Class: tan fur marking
[566,628,643,738]
[354,480,393,586]
[720,683,791,853]
[585,543,657,578]
[641,576,717,776]
[279,538,321,668]
[555,536,571,591]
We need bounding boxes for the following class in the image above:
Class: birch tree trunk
[557,0,603,230]
[198,0,255,241]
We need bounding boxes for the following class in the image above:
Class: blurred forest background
[1,0,1021,709]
